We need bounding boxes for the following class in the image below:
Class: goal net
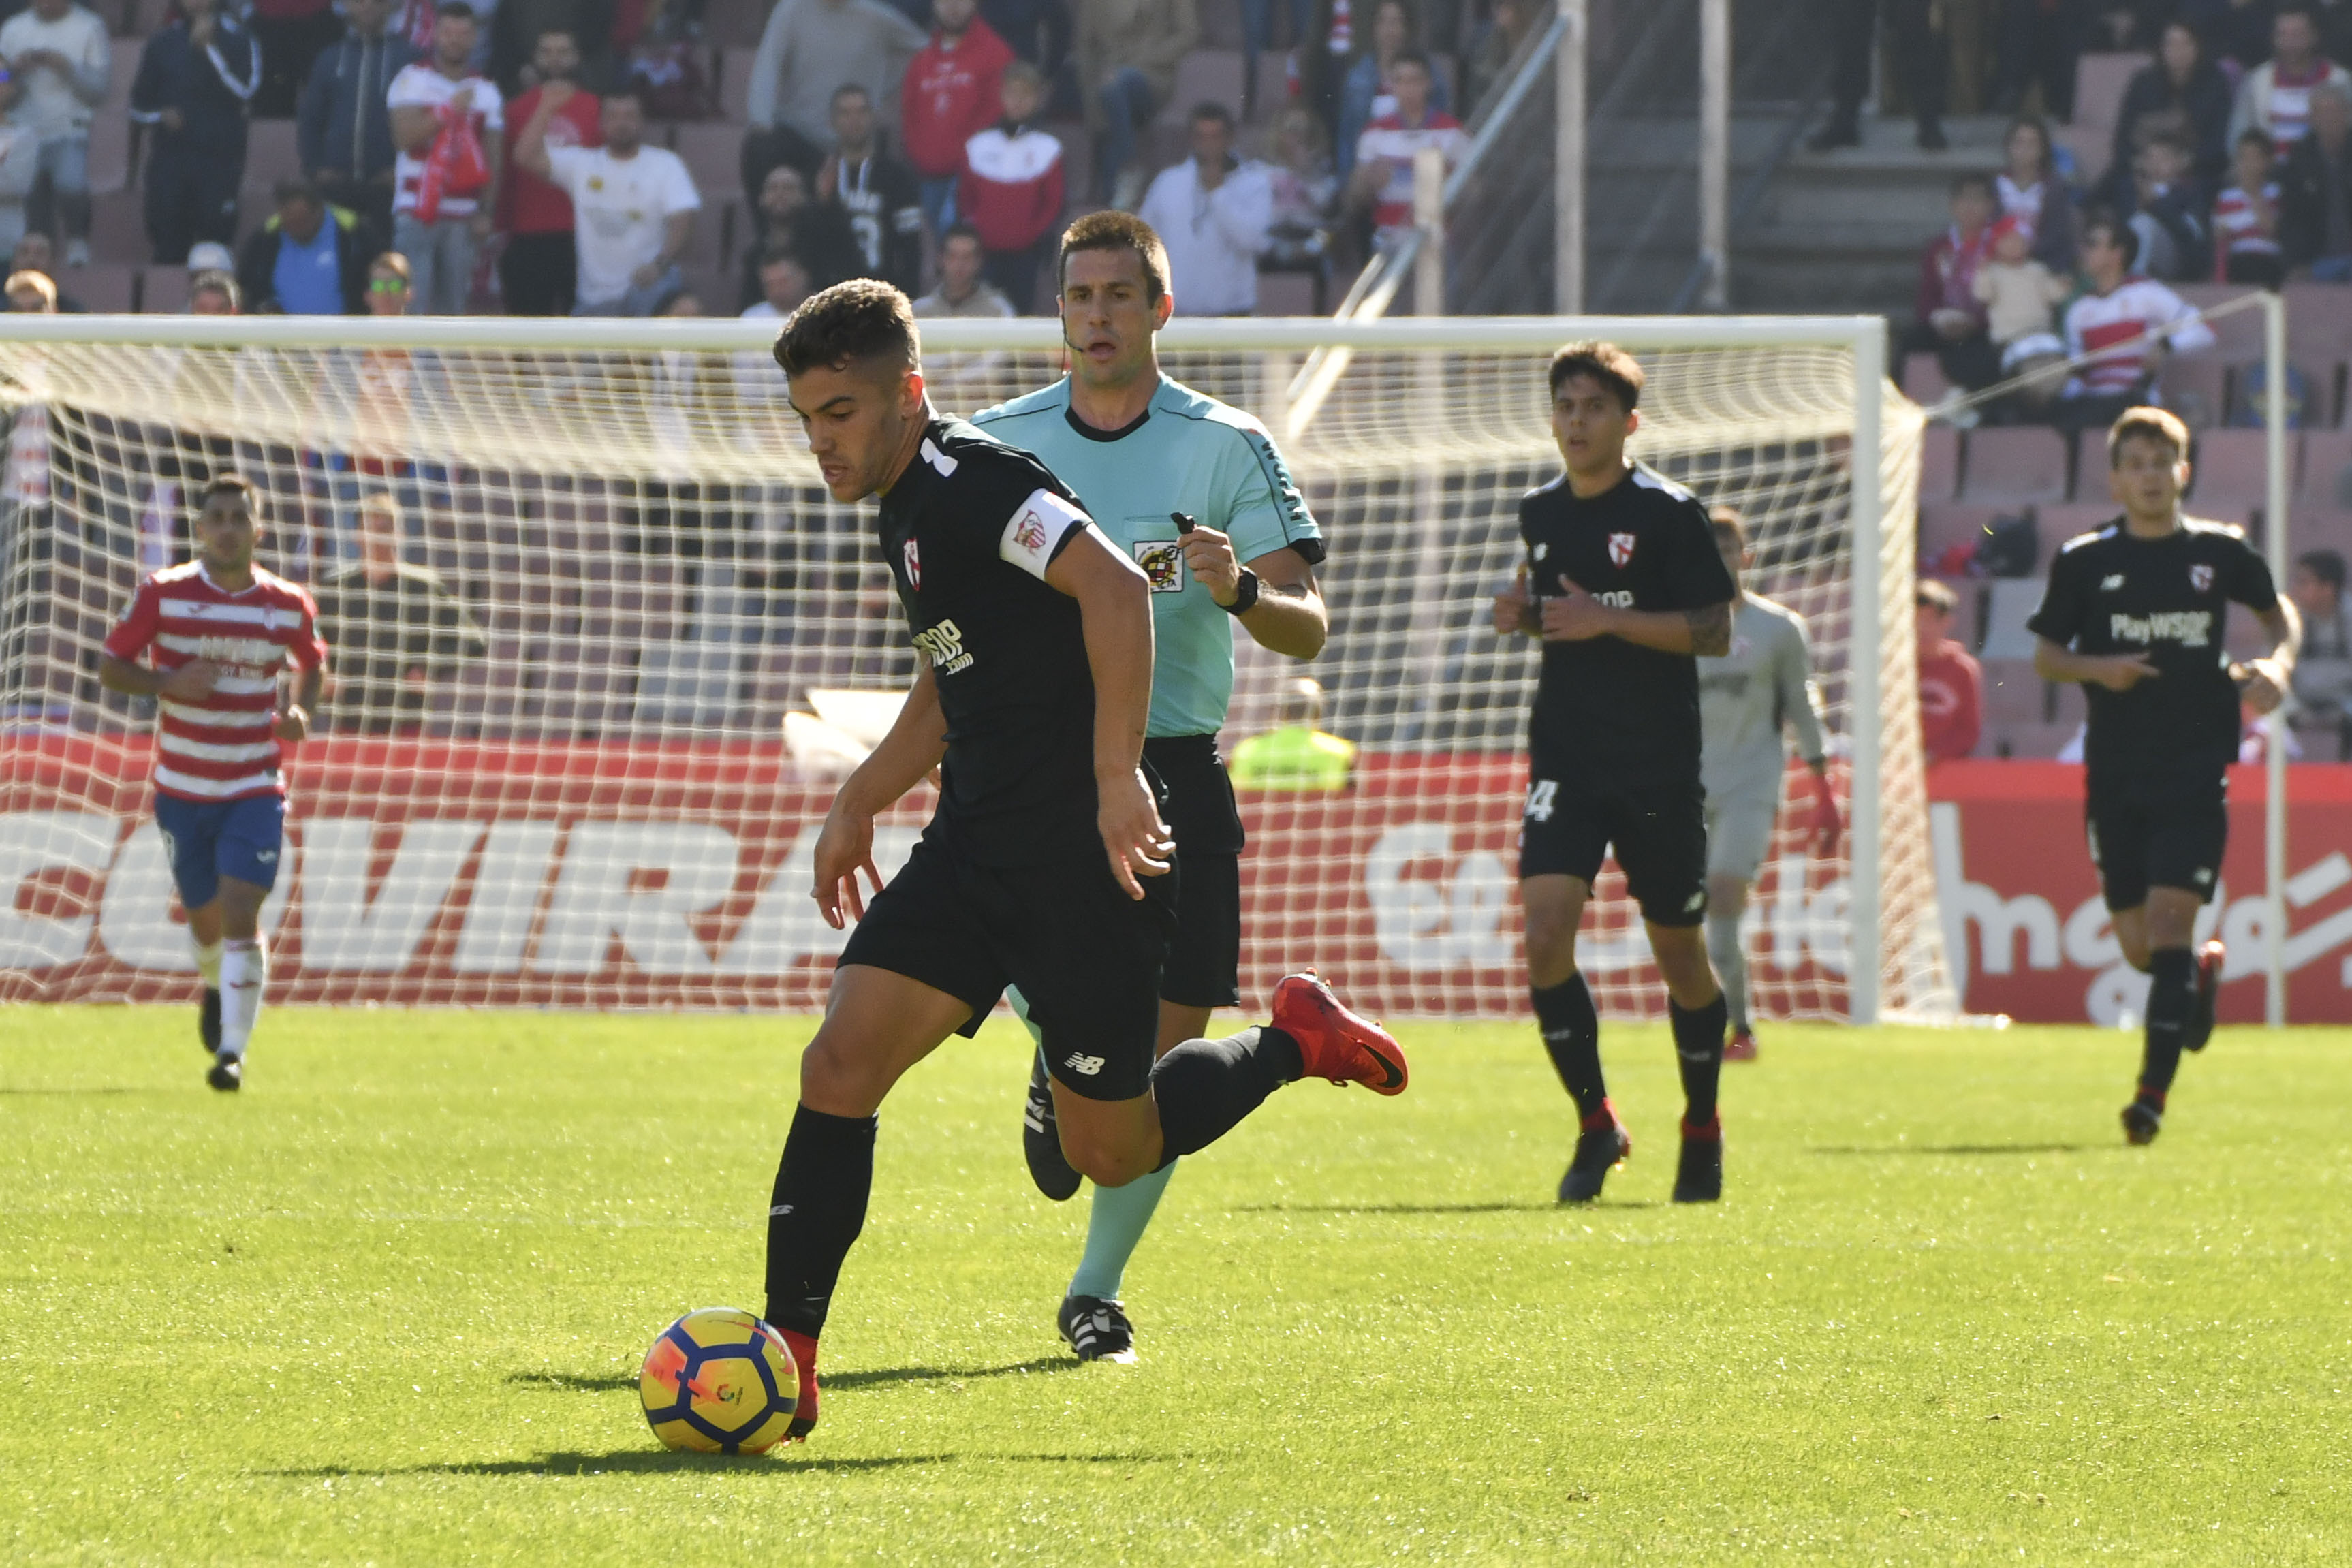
[0,314,1951,1024]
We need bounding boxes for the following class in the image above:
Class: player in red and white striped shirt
[99,473,326,1091]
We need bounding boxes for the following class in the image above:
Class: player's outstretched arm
[812,663,949,928]
[2234,598,2302,715]
[2033,635,2159,691]
[1045,528,1174,900]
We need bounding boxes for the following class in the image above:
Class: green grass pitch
[2,1009,2348,1564]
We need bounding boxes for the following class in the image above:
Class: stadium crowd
[0,0,1515,319]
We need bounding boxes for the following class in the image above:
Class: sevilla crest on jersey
[903,537,922,589]
[1608,532,1636,567]
[2190,563,2214,592]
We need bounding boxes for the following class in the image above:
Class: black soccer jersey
[877,415,1103,866]
[2026,516,2280,783]
[1518,461,1738,785]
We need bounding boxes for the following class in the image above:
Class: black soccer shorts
[1518,768,1710,927]
[1146,734,1245,1009]
[2085,774,2229,912]
[838,834,1177,1101]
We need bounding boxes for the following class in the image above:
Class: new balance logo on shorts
[1063,1053,1105,1077]
[1525,780,1558,823]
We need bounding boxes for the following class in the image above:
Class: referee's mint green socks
[1068,1161,1176,1302]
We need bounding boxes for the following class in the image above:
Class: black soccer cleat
[206,1054,242,1093]
[1672,1117,1723,1203]
[1022,1048,1083,1201]
[199,988,221,1054]
[1557,1102,1631,1204]
[2122,1096,2163,1146]
[2186,939,2225,1053]
[1058,1294,1137,1364]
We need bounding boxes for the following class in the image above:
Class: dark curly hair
[772,279,920,378]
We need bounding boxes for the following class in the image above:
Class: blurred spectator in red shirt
[903,0,1013,238]
[497,28,601,315]
[957,61,1063,310]
[1916,578,1984,764]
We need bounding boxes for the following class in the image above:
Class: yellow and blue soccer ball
[639,1308,799,1454]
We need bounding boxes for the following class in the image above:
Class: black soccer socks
[2139,946,2196,1097]
[1670,992,1729,1127]
[764,1103,878,1340]
[1533,972,1606,1118]
[1149,1025,1304,1160]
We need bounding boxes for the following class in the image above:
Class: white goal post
[0,311,1960,1024]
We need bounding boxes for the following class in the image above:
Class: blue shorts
[153,793,287,911]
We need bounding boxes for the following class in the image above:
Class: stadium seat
[91,189,142,268]
[1960,426,2068,503]
[1902,354,1951,409]
[2072,52,2148,138]
[1197,0,1246,48]
[1920,422,1960,501]
[2284,281,2352,364]
[1979,577,2048,659]
[76,264,135,313]
[2161,353,2229,428]
[140,265,188,313]
[1254,270,1317,315]
[1157,50,1246,127]
[1917,500,1994,561]
[2192,427,2295,506]
[672,123,744,206]
[2174,283,2268,362]
[2300,426,2352,503]
[1979,657,2048,722]
[2035,502,2115,544]
[2052,121,2110,189]
[700,0,769,48]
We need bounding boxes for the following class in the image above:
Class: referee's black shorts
[1518,763,1710,927]
[839,834,1178,1101]
[2085,770,2229,912]
[1147,733,1245,1009]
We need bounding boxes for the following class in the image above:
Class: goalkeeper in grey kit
[1694,507,1843,1060]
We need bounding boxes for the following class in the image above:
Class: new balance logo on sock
[1063,1053,1105,1076]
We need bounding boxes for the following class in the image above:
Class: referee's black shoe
[2121,1094,2164,1146]
[1557,1101,1631,1203]
[1672,1116,1723,1203]
[1059,1294,1137,1363]
[2186,939,2225,1052]
[199,988,221,1054]
[1023,1048,1083,1202]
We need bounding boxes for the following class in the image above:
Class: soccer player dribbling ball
[973,211,1343,1365]
[1695,506,1843,1062]
[96,473,326,1091]
[1491,343,1738,1205]
[763,281,1409,1439]
[2026,407,2300,1145]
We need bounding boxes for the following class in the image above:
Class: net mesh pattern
[0,328,1951,1021]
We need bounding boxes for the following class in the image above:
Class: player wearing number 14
[1491,343,1738,1205]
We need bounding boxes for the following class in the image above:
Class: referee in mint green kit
[977,210,1332,1364]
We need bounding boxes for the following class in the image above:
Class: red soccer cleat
[1723,1030,1758,1063]
[1270,973,1409,1095]
[779,1328,821,1439]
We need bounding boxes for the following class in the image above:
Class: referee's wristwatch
[1219,568,1260,616]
